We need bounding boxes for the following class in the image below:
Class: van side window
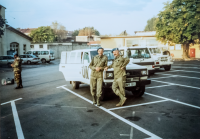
[26,51,32,54]
[41,51,49,55]
[33,51,38,55]
[83,52,90,63]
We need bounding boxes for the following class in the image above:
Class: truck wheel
[41,59,46,63]
[132,86,145,97]
[100,88,111,101]
[72,81,79,89]
[27,60,31,64]
[164,65,171,71]
[46,61,50,63]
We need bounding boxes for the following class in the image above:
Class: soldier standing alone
[105,48,130,107]
[89,47,108,106]
[11,54,23,89]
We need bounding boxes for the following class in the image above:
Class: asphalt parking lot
[0,60,200,139]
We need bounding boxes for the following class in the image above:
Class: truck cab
[119,46,155,75]
[59,49,151,100]
[148,46,173,71]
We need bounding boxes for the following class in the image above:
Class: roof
[6,24,32,41]
[0,5,6,9]
[87,41,101,45]
[19,28,37,34]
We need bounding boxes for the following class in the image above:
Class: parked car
[148,46,173,71]
[26,50,55,63]
[119,46,155,75]
[19,54,40,64]
[59,49,151,100]
[0,55,15,67]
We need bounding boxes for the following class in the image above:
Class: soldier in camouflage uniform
[89,47,108,106]
[105,48,130,107]
[11,54,23,89]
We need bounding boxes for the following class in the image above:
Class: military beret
[97,47,104,52]
[111,48,119,53]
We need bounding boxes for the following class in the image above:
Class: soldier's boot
[116,93,127,107]
[96,97,101,106]
[20,80,23,88]
[92,96,97,105]
[15,83,20,89]
[116,100,122,107]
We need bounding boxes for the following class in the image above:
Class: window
[3,56,8,60]
[149,48,161,54]
[170,46,175,50]
[175,44,182,50]
[41,51,49,55]
[33,51,40,55]
[0,56,3,60]
[39,45,43,48]
[30,45,34,48]
[23,44,26,54]
[26,51,32,54]
[127,48,151,59]
[83,52,90,63]
[8,56,14,59]
[90,50,114,61]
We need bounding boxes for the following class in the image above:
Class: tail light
[156,62,159,64]
[152,65,155,68]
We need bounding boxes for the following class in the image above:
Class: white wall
[31,44,48,50]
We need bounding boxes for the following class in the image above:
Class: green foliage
[72,29,79,36]
[144,17,157,31]
[30,26,55,43]
[119,30,128,36]
[78,27,100,36]
[0,15,6,38]
[156,0,200,44]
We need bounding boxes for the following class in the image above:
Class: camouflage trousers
[14,71,22,86]
[112,76,126,97]
[90,76,103,98]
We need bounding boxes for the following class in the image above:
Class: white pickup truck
[119,46,156,75]
[148,46,173,71]
[59,48,151,100]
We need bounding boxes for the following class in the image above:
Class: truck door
[81,51,91,84]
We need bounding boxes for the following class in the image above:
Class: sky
[1,0,172,35]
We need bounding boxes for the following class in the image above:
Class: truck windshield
[149,48,161,54]
[90,50,114,61]
[127,48,151,59]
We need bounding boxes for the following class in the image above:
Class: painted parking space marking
[108,100,169,111]
[58,86,162,139]
[155,73,200,80]
[149,76,176,80]
[146,85,174,89]
[172,66,200,69]
[168,70,200,74]
[1,98,25,139]
[145,92,200,109]
[151,80,200,90]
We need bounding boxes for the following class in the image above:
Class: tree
[155,0,200,44]
[72,29,79,36]
[51,21,67,42]
[78,27,100,36]
[119,30,129,36]
[144,17,157,31]
[30,26,55,43]
[0,15,6,38]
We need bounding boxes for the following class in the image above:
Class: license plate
[125,82,136,87]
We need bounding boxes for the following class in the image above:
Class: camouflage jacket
[12,57,22,72]
[89,55,108,78]
[108,55,130,78]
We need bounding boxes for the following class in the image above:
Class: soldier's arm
[101,57,108,70]
[121,57,130,68]
[89,57,96,71]
[13,58,20,68]
[107,61,114,69]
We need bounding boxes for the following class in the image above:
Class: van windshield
[149,48,161,54]
[90,50,114,61]
[127,48,151,59]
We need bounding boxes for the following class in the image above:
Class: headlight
[106,73,113,78]
[141,70,147,75]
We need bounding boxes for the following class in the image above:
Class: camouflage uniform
[89,55,108,105]
[12,57,23,88]
[108,55,130,106]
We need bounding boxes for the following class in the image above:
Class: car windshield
[149,48,161,54]
[127,48,151,59]
[90,50,115,61]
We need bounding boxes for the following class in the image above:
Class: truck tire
[46,61,50,63]
[72,81,79,89]
[164,65,171,71]
[100,88,112,101]
[131,86,145,97]
[41,59,46,63]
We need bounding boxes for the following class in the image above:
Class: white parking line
[172,66,200,69]
[146,85,174,89]
[108,100,169,111]
[1,98,24,139]
[155,73,200,80]
[59,86,162,139]
[145,92,200,109]
[168,70,200,74]
[174,64,200,66]
[151,80,200,90]
[150,76,176,80]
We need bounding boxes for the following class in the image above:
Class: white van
[148,46,173,71]
[26,50,55,63]
[59,49,151,100]
[119,46,155,75]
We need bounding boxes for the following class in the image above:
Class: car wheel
[41,59,46,63]
[72,81,79,89]
[46,61,50,63]
[131,86,145,97]
[164,65,171,71]
[27,60,31,64]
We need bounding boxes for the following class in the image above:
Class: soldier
[11,54,23,89]
[105,48,130,107]
[89,47,108,106]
